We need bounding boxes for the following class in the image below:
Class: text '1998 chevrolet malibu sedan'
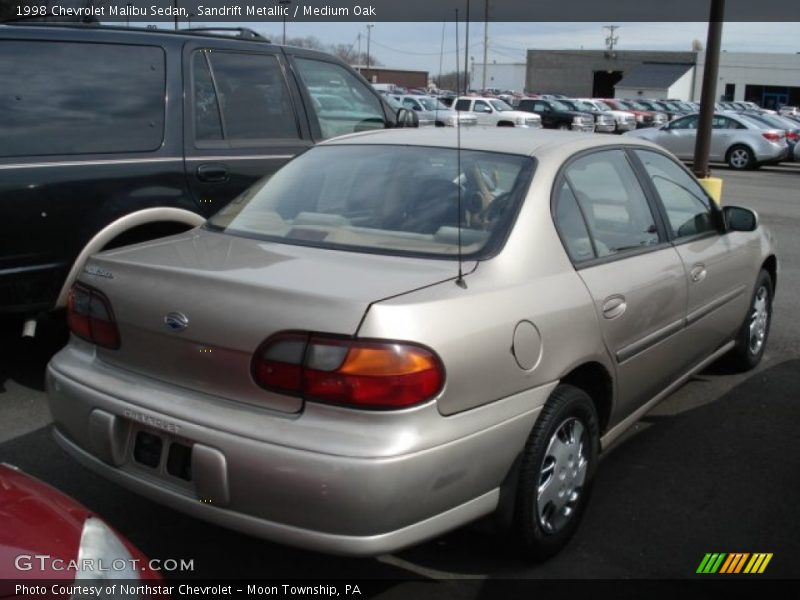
[47,128,777,559]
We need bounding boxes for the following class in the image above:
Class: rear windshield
[207,145,535,259]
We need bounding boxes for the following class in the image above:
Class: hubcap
[731,149,749,168]
[536,417,588,534]
[748,285,769,355]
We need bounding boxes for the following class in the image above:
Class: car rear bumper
[47,345,550,556]
[756,144,790,164]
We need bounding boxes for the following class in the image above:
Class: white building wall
[667,67,696,100]
[471,63,527,92]
[614,86,669,99]
[692,52,800,101]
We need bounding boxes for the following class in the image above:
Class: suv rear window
[207,145,535,259]
[0,41,165,157]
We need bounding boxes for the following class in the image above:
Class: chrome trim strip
[0,155,296,170]
[616,318,685,364]
[0,262,64,276]
[686,285,747,326]
[185,155,295,161]
[0,157,182,170]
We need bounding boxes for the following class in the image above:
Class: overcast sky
[170,21,800,73]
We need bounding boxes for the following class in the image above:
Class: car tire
[558,124,569,131]
[729,269,773,371]
[512,384,600,560]
[726,144,756,170]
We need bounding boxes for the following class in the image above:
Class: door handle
[690,264,707,283]
[602,295,627,319]
[196,163,229,183]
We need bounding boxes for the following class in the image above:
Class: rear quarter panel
[358,150,613,416]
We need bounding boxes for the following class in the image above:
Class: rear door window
[562,150,661,258]
[293,58,386,140]
[192,50,301,143]
[0,40,165,156]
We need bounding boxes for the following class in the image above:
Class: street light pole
[366,24,374,70]
[482,0,489,91]
[279,0,291,44]
[463,0,470,95]
[693,0,725,179]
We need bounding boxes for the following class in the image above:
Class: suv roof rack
[184,27,270,42]
[0,21,272,43]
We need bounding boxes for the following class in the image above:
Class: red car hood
[0,464,161,589]
[0,464,87,580]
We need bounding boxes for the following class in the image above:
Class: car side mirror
[395,107,419,128]
[724,206,758,232]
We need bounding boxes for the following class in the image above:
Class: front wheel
[727,145,756,170]
[512,384,599,560]
[729,269,773,371]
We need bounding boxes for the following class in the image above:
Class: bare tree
[434,71,461,92]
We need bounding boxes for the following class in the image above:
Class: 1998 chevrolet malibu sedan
[47,129,777,559]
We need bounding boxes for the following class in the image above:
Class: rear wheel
[513,384,599,560]
[726,145,756,170]
[729,269,773,371]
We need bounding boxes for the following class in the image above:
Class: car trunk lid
[79,229,463,413]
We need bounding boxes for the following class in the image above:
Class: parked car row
[625,111,793,169]
[390,94,479,128]
[373,83,800,171]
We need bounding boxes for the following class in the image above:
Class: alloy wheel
[730,148,751,169]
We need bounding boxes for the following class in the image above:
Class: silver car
[48,129,777,559]
[394,94,478,128]
[625,112,789,169]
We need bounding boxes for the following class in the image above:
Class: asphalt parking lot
[1,164,799,587]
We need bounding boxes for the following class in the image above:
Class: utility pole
[455,9,460,95]
[464,0,470,95]
[603,25,619,53]
[366,24,374,70]
[693,0,725,179]
[357,33,361,66]
[279,0,291,44]
[482,0,489,90]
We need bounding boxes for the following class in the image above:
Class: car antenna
[454,7,466,289]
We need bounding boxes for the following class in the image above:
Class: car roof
[321,127,662,157]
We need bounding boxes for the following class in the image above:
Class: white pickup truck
[454,97,542,128]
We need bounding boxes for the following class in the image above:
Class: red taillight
[67,284,120,349]
[786,131,799,142]
[762,131,783,142]
[252,333,445,409]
